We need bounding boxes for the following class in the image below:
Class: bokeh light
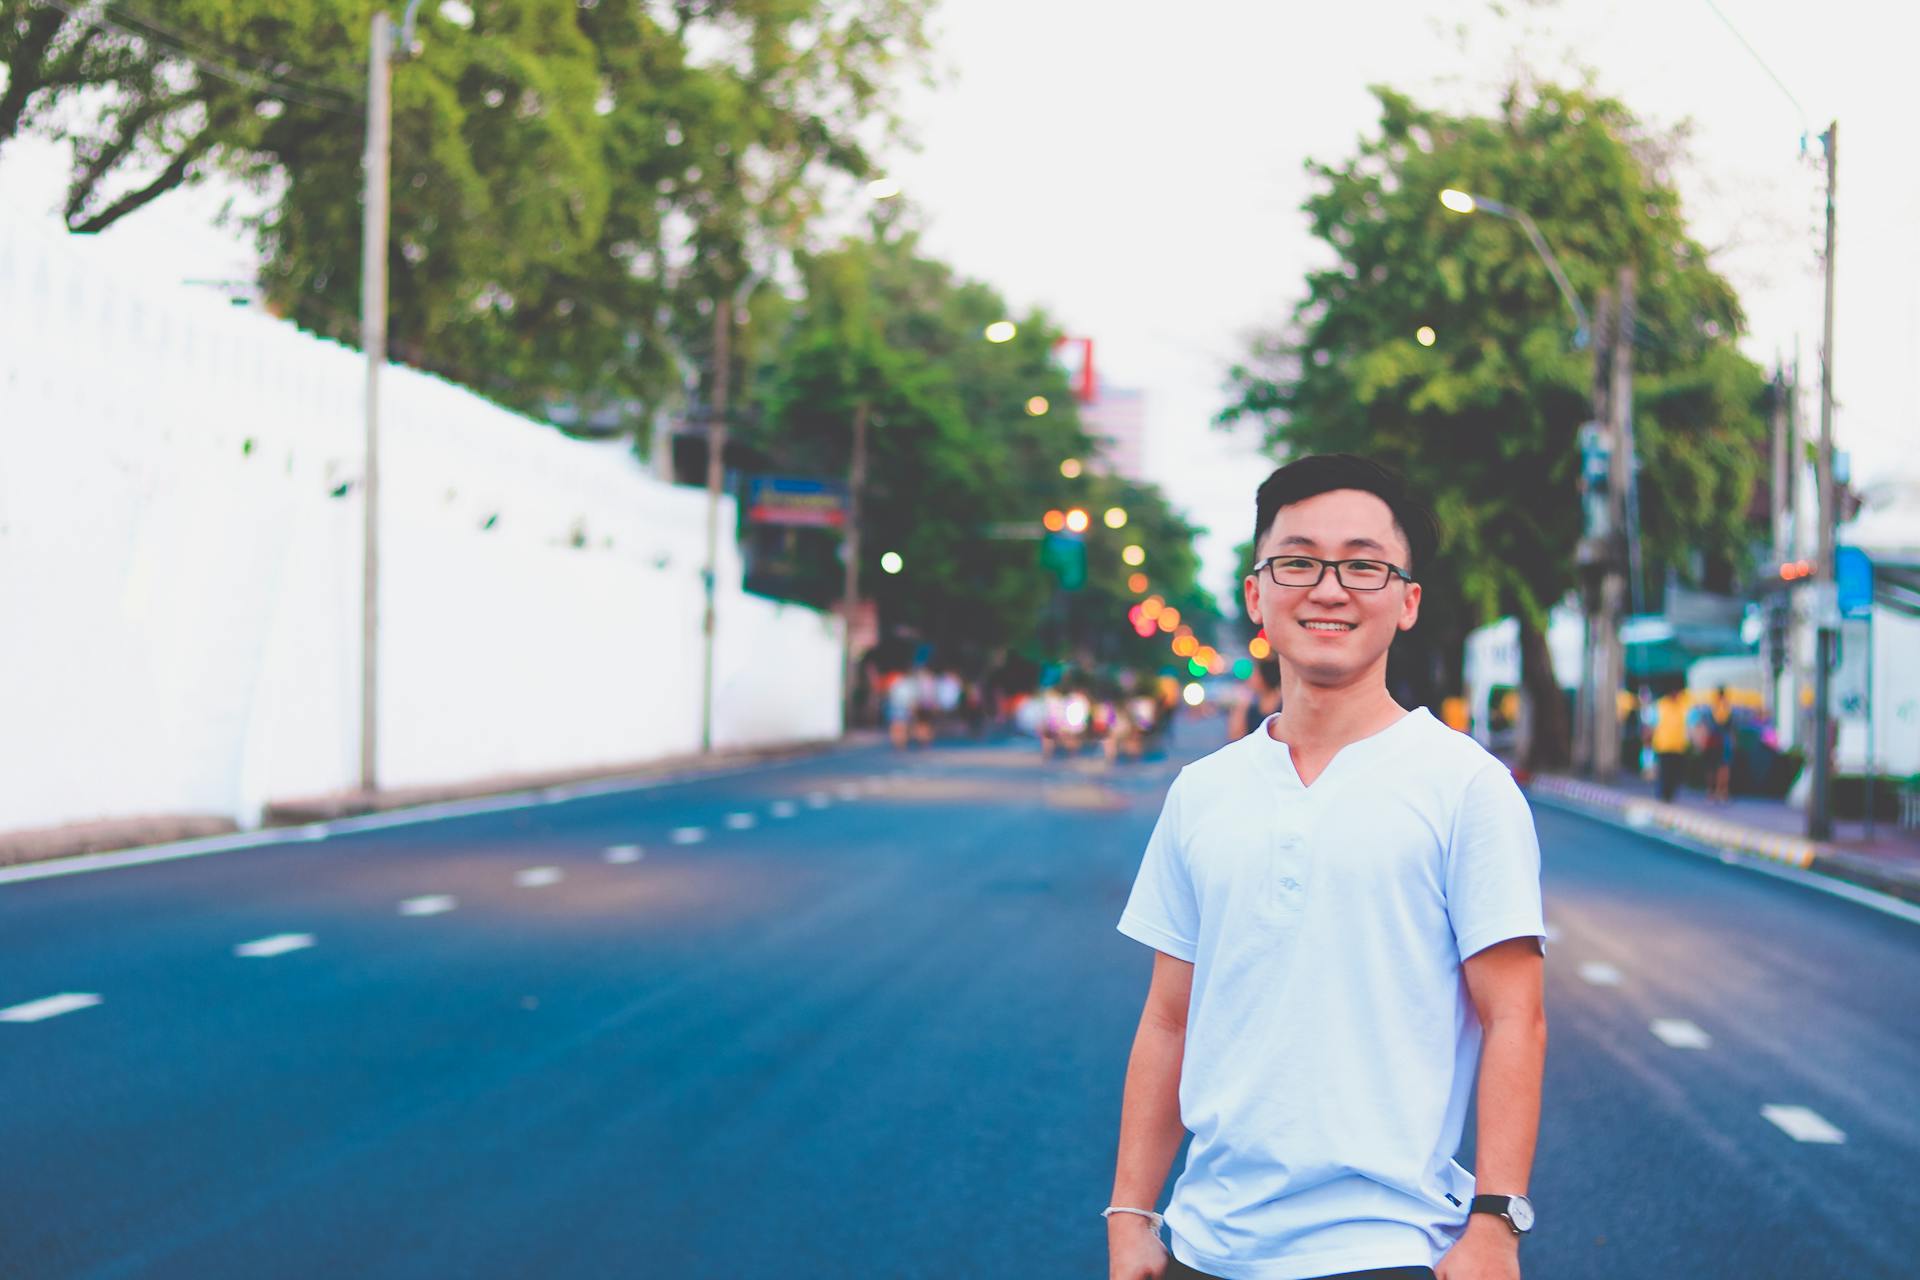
[1059,457,1083,479]
[1121,544,1145,566]
[1127,572,1149,593]
[1182,682,1205,706]
[1103,507,1128,529]
[1043,509,1066,532]
[1026,396,1049,416]
[984,320,1017,343]
[1064,508,1090,533]
[880,551,903,574]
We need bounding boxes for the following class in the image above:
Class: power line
[104,0,364,106]
[1698,0,1811,144]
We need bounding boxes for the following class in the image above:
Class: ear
[1398,581,1422,632]
[1243,573,1263,625]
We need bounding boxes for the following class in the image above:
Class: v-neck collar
[1254,706,1429,791]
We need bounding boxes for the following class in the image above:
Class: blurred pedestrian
[1707,685,1735,804]
[1648,683,1690,802]
[1109,454,1544,1280]
[1226,657,1283,743]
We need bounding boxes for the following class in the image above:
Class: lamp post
[1441,188,1635,779]
[1440,189,1589,346]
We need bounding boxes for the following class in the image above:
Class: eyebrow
[1273,536,1389,553]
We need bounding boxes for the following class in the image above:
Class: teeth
[1302,622,1353,631]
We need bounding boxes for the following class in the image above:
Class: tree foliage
[1220,83,1770,752]
[744,226,1211,668]
[0,0,932,424]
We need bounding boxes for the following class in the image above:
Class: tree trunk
[1517,610,1570,772]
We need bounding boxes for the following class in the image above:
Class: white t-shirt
[1118,707,1544,1280]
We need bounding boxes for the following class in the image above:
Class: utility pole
[359,8,394,796]
[699,292,733,755]
[840,401,870,731]
[1574,287,1614,778]
[1595,267,1636,783]
[1809,121,1839,840]
[1764,364,1791,723]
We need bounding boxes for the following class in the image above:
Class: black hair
[1251,453,1439,579]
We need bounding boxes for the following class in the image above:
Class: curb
[0,734,882,882]
[1526,777,1817,869]
[1525,777,1920,914]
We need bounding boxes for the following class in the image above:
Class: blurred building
[1083,386,1148,482]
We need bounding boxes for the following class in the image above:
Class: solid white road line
[1649,1018,1712,1049]
[769,801,798,819]
[1762,1105,1846,1144]
[724,812,757,830]
[399,895,457,916]
[1,993,102,1022]
[670,827,707,845]
[1577,962,1624,987]
[234,933,316,958]
[515,866,563,888]
[604,845,644,864]
[805,792,831,809]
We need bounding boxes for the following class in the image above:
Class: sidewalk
[1526,770,1920,906]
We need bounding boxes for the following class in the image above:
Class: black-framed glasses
[1250,555,1414,591]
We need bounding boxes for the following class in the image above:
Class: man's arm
[1439,935,1547,1280]
[1109,950,1193,1280]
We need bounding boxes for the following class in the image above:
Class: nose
[1306,565,1353,605]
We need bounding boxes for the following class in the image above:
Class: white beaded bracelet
[1102,1206,1166,1233]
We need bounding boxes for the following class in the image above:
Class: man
[1108,455,1547,1280]
[1648,683,1691,803]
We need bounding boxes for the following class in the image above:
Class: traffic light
[1041,530,1087,590]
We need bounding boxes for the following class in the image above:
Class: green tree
[744,226,1211,670]
[0,0,932,425]
[1221,83,1768,766]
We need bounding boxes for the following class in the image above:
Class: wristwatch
[1469,1194,1535,1235]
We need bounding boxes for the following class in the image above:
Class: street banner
[747,476,849,528]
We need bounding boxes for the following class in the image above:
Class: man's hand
[1436,1215,1521,1280]
[1107,1215,1170,1280]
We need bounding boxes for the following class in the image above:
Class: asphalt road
[3,728,1916,1279]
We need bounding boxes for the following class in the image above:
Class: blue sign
[1835,545,1873,619]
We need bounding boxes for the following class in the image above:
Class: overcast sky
[5,0,1912,601]
[881,0,1918,596]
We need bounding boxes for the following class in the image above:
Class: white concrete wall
[0,207,841,833]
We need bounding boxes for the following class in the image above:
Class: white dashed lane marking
[1,993,102,1023]
[1649,1018,1712,1049]
[670,827,707,845]
[515,867,563,888]
[234,933,316,958]
[724,812,757,830]
[1762,1105,1846,1144]
[604,845,644,864]
[399,895,457,916]
[769,801,798,819]
[1577,962,1624,986]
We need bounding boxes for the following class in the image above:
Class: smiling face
[1242,488,1422,692]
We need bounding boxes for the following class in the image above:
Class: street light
[1439,187,1590,346]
